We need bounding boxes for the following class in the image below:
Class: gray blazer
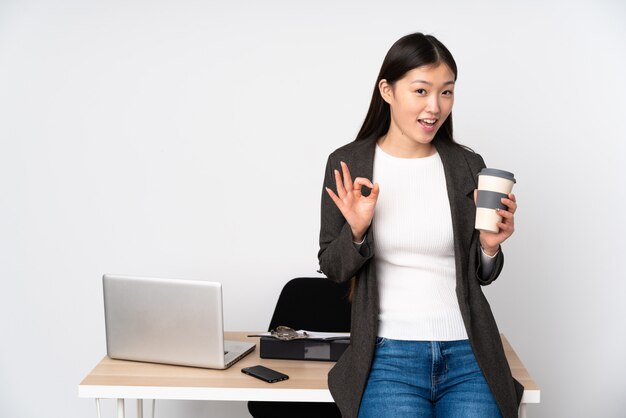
[318,135,524,418]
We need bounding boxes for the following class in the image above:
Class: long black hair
[356,32,459,145]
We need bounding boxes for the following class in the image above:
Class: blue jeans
[358,338,503,418]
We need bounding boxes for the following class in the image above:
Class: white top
[371,144,468,341]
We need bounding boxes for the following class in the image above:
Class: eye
[442,90,454,96]
[415,88,427,95]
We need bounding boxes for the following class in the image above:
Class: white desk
[79,332,540,417]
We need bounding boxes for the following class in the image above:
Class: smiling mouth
[418,118,438,128]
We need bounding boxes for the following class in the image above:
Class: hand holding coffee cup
[475,168,516,233]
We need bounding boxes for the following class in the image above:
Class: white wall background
[1,0,625,417]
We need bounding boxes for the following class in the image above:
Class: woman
[318,32,523,418]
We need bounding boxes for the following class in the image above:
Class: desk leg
[117,399,125,418]
[519,403,527,418]
[137,399,143,418]
[96,398,102,418]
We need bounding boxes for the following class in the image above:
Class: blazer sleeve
[472,237,504,285]
[317,153,374,284]
[469,152,505,286]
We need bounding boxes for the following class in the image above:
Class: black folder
[259,337,350,361]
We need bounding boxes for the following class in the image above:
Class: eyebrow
[411,79,455,86]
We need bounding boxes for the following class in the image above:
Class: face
[379,63,455,146]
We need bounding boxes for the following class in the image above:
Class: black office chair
[247,277,352,418]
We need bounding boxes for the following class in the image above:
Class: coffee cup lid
[478,168,516,183]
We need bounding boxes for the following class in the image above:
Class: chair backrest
[268,277,351,332]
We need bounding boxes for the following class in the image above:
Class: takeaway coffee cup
[475,168,516,233]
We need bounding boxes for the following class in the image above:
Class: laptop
[103,274,255,369]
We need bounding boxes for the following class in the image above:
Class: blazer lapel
[434,139,478,284]
[352,135,378,182]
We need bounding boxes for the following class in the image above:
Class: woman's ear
[378,79,394,104]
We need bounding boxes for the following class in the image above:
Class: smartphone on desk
[241,365,289,383]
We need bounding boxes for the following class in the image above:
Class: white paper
[247,330,350,340]
[301,330,350,340]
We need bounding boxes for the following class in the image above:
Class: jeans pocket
[375,337,386,348]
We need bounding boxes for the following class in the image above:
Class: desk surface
[79,332,540,403]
